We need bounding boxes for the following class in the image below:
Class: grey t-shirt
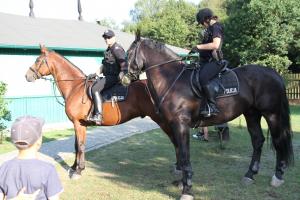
[0,158,63,200]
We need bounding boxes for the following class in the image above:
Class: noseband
[29,57,50,80]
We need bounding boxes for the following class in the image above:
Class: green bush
[0,82,11,143]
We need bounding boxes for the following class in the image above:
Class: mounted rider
[89,30,127,124]
[189,8,224,117]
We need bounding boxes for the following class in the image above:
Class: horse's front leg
[69,121,87,179]
[173,121,194,200]
[71,136,78,170]
[157,122,181,176]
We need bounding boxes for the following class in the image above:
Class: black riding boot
[90,91,103,124]
[200,84,220,117]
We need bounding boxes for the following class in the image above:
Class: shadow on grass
[72,124,299,200]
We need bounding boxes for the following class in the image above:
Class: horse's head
[126,30,145,80]
[25,45,52,82]
[126,30,182,83]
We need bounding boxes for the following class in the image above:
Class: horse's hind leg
[264,112,293,187]
[243,111,265,184]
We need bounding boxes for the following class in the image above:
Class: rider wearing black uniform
[189,8,224,117]
[89,30,127,124]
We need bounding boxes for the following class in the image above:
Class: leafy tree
[96,18,120,30]
[0,82,11,142]
[200,0,227,21]
[126,0,198,48]
[224,0,300,74]
[287,11,300,72]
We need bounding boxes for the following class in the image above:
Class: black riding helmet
[196,8,213,25]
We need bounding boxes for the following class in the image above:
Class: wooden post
[29,0,35,17]
[78,0,83,21]
[0,131,3,144]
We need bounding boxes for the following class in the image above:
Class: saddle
[190,60,239,98]
[87,82,128,102]
[87,81,129,125]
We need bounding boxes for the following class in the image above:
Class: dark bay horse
[126,35,294,200]
[25,46,178,179]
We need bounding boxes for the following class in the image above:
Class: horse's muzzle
[25,69,37,82]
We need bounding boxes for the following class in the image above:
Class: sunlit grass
[0,128,75,154]
[57,106,300,200]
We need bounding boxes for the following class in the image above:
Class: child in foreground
[0,116,63,200]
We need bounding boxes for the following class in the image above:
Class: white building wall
[0,55,101,97]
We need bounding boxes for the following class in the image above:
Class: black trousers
[91,76,118,94]
[199,62,223,86]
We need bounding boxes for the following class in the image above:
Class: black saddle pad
[190,67,239,98]
[88,82,128,103]
[101,83,128,102]
[215,69,239,98]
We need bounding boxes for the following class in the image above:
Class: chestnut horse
[126,35,294,200]
[25,46,177,179]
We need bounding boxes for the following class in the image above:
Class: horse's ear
[40,44,48,55]
[135,29,141,42]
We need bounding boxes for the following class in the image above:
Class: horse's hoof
[270,175,284,187]
[180,194,194,200]
[172,180,183,190]
[68,168,82,180]
[70,173,82,180]
[242,176,254,185]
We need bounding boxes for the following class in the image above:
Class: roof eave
[0,43,106,52]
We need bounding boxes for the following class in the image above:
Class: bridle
[29,57,48,80]
[30,56,86,82]
[127,39,188,111]
[29,55,87,106]
[127,40,183,79]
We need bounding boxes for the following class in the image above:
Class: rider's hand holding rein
[87,66,102,79]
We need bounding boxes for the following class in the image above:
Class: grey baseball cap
[10,116,45,149]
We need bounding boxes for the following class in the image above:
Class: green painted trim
[178,53,189,57]
[0,48,105,57]
[0,43,106,52]
[4,95,62,99]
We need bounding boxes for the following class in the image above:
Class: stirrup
[200,104,218,118]
[90,113,102,124]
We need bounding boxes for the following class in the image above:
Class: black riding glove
[188,46,199,54]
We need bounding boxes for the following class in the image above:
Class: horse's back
[234,65,285,89]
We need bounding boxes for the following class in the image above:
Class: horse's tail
[272,86,294,167]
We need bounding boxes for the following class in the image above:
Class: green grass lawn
[0,128,75,154]
[57,107,300,200]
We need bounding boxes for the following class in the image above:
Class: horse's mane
[50,50,86,75]
[143,39,181,59]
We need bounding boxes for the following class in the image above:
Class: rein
[31,57,87,106]
[129,40,195,112]
[145,58,183,71]
[157,66,186,109]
